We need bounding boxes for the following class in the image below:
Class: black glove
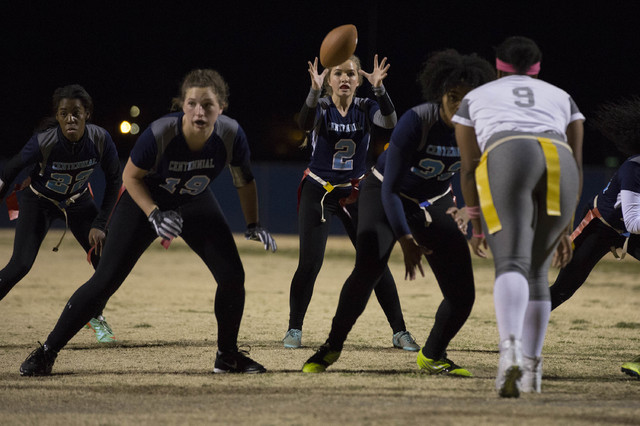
[245,223,277,252]
[148,208,183,240]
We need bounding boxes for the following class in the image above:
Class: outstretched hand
[398,235,431,280]
[358,54,390,88]
[308,57,329,91]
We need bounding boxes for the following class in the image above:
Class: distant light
[130,105,140,118]
[130,123,140,135]
[120,121,132,134]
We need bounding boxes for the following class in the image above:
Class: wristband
[472,231,485,238]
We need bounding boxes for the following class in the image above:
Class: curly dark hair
[51,84,94,117]
[495,36,542,75]
[417,49,495,102]
[591,97,640,156]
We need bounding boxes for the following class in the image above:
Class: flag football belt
[305,169,364,223]
[371,167,452,226]
[570,194,630,260]
[475,135,570,234]
[29,184,89,252]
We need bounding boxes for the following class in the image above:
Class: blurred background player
[19,69,275,376]
[0,84,121,343]
[454,36,584,397]
[284,55,419,351]
[547,97,640,379]
[302,49,495,374]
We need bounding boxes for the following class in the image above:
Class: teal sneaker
[621,356,640,379]
[85,315,117,343]
[392,330,420,351]
[283,329,302,348]
[302,344,341,373]
[416,348,472,377]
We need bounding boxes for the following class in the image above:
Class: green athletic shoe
[416,348,472,377]
[85,315,117,343]
[621,356,640,379]
[302,344,341,373]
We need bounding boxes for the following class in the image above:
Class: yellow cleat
[302,344,341,373]
[417,349,472,377]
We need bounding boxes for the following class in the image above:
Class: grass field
[0,229,639,425]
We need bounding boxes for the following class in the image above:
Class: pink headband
[496,58,541,75]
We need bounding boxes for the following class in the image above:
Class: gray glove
[245,223,277,252]
[148,208,183,240]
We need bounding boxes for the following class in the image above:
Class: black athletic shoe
[213,349,266,374]
[20,343,58,376]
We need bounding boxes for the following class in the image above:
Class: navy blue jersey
[378,103,458,237]
[307,97,380,183]
[130,112,251,209]
[0,124,121,230]
[597,154,640,232]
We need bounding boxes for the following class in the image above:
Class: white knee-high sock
[494,271,529,343]
[521,300,551,358]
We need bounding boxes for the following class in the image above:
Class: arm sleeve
[381,143,412,237]
[380,112,421,237]
[297,88,321,130]
[371,84,397,129]
[0,136,41,200]
[92,134,122,231]
[229,125,255,187]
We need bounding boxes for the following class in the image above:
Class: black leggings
[288,178,406,333]
[45,190,246,353]
[0,188,102,311]
[550,210,640,310]
[327,176,475,358]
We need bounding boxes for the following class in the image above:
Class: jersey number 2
[332,139,356,170]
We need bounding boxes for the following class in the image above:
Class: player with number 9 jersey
[454,36,584,397]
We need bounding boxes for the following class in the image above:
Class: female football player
[454,36,584,397]
[302,49,495,375]
[547,97,640,379]
[0,84,121,343]
[20,69,275,376]
[283,54,419,351]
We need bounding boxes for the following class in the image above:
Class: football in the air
[319,24,358,68]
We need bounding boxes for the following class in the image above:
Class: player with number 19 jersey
[129,112,251,209]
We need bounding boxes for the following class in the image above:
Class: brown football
[319,24,358,68]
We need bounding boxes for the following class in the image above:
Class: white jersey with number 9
[452,75,585,152]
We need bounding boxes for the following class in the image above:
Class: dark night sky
[3,1,640,166]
